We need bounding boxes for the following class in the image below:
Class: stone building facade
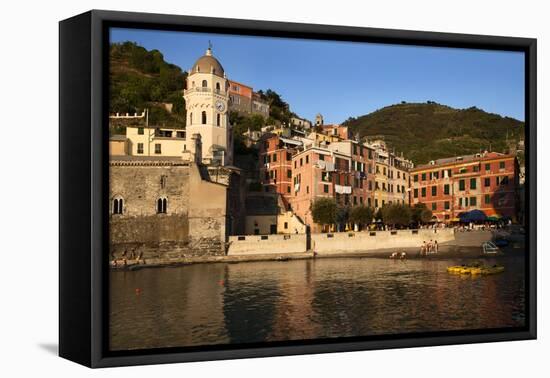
[109,155,245,259]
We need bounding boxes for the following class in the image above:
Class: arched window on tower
[215,82,221,92]
[202,80,208,88]
[157,197,167,214]
[112,196,124,215]
[201,111,207,124]
[216,113,220,126]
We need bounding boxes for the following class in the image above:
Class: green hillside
[343,102,524,165]
[109,42,187,127]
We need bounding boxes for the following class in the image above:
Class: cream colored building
[244,193,306,235]
[109,135,128,156]
[183,46,233,166]
[123,125,189,158]
[368,140,413,209]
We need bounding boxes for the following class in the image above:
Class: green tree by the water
[311,198,337,229]
[349,205,374,229]
[411,203,433,225]
[381,203,412,228]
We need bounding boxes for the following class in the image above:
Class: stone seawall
[227,229,457,256]
[312,229,455,255]
[227,234,307,255]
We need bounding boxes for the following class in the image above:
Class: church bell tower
[184,45,232,165]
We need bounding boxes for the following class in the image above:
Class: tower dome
[191,47,225,77]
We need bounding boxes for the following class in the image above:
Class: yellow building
[109,135,128,156]
[369,140,413,210]
[306,131,342,144]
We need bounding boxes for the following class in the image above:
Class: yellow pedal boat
[447,265,504,275]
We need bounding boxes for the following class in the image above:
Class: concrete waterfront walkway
[109,229,523,271]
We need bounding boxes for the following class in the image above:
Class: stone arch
[156,197,167,214]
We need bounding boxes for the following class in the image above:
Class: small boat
[482,241,500,254]
[447,264,504,275]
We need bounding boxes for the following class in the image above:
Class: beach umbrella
[459,210,487,223]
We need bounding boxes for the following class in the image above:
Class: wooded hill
[343,102,524,165]
[109,42,187,128]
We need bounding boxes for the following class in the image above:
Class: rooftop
[413,151,513,170]
[191,47,225,77]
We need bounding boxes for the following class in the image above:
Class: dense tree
[311,198,337,229]
[229,112,266,156]
[335,205,350,231]
[381,203,412,227]
[411,203,433,225]
[109,42,187,127]
[257,89,292,125]
[349,205,374,229]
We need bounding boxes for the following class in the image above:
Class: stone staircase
[189,237,224,256]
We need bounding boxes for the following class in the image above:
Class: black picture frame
[59,9,537,368]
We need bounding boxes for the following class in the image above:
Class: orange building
[319,124,352,140]
[259,134,302,207]
[228,79,269,117]
[410,152,519,222]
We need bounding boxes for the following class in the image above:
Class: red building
[410,152,519,222]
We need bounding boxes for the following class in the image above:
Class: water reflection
[110,256,525,351]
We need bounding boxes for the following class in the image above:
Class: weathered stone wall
[187,164,229,256]
[109,160,237,257]
[109,163,190,216]
[110,215,189,245]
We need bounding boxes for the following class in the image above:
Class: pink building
[290,141,375,231]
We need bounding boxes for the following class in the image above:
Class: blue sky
[111,28,525,123]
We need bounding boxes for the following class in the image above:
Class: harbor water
[110,254,525,351]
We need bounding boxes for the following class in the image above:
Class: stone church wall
[109,160,238,259]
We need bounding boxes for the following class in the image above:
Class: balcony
[184,87,228,95]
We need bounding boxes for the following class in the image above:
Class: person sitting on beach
[400,252,407,259]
